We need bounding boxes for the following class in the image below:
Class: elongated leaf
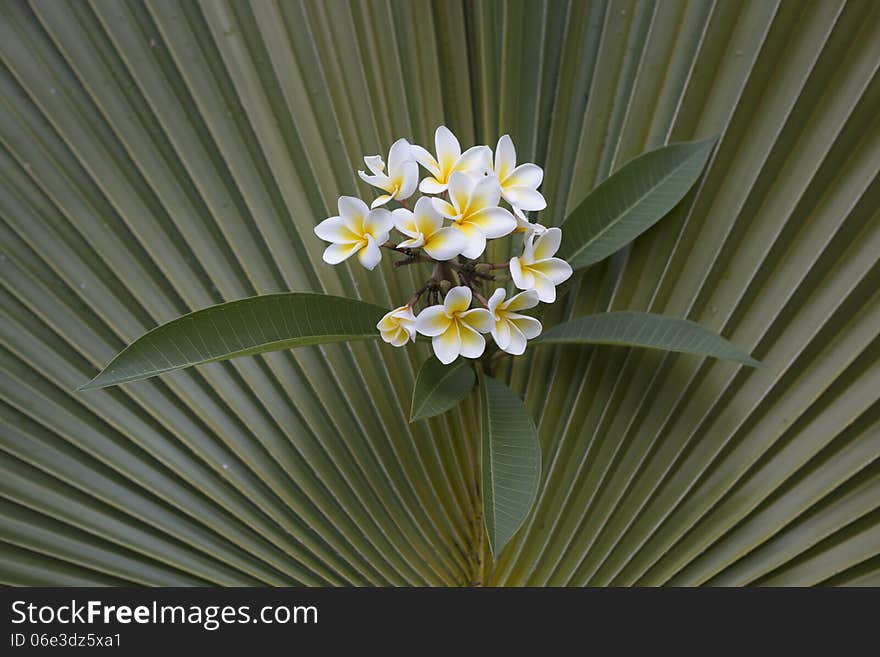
[536,312,759,366]
[79,294,387,390]
[560,138,717,270]
[410,358,475,422]
[480,375,541,556]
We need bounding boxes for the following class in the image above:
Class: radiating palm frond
[1,0,877,586]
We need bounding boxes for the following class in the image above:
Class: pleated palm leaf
[1,0,878,586]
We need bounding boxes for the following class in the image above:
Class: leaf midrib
[411,361,470,420]
[562,142,711,263]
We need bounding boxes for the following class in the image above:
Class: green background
[1,0,877,585]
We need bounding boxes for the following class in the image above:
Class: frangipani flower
[392,197,468,261]
[416,286,493,364]
[493,134,547,221]
[431,172,516,259]
[377,305,416,346]
[314,196,392,270]
[487,288,543,355]
[358,138,419,208]
[510,227,573,302]
[412,125,491,194]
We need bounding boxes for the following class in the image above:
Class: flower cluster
[315,126,572,364]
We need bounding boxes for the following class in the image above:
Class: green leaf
[480,375,541,556]
[79,294,387,390]
[410,358,475,422]
[535,312,759,367]
[560,138,717,270]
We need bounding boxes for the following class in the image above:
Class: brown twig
[473,290,489,307]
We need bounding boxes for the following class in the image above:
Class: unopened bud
[475,263,492,274]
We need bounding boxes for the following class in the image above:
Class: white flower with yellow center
[493,134,547,224]
[377,305,416,347]
[392,197,468,261]
[415,286,494,364]
[510,227,573,302]
[411,125,491,194]
[314,196,392,270]
[431,172,516,259]
[358,138,419,208]
[486,288,542,355]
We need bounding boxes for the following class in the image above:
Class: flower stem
[437,260,456,284]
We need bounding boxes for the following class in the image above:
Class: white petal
[494,134,516,181]
[435,125,461,172]
[533,226,562,260]
[397,236,425,249]
[492,319,511,351]
[364,208,393,241]
[358,170,392,191]
[391,305,416,322]
[364,155,385,176]
[410,145,441,177]
[419,177,448,194]
[466,207,516,239]
[504,289,540,312]
[446,171,474,213]
[504,324,527,355]
[504,186,547,212]
[356,235,382,270]
[510,314,542,340]
[455,145,492,173]
[431,197,457,218]
[377,306,410,331]
[468,175,502,212]
[370,194,393,209]
[531,271,557,302]
[459,308,493,333]
[413,196,443,235]
[392,208,417,236]
[315,216,359,243]
[423,227,467,261]
[457,224,487,259]
[504,162,543,189]
[510,256,535,291]
[432,324,461,365]
[389,329,410,347]
[416,305,452,336]
[531,257,573,285]
[338,196,370,224]
[378,326,393,343]
[387,138,413,172]
[323,241,361,265]
[458,323,486,359]
[397,162,419,199]
[444,286,472,314]
[487,287,506,315]
[520,230,537,263]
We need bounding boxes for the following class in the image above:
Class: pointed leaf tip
[561,137,718,270]
[536,312,759,367]
[76,293,388,391]
[410,358,475,422]
[480,375,541,556]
